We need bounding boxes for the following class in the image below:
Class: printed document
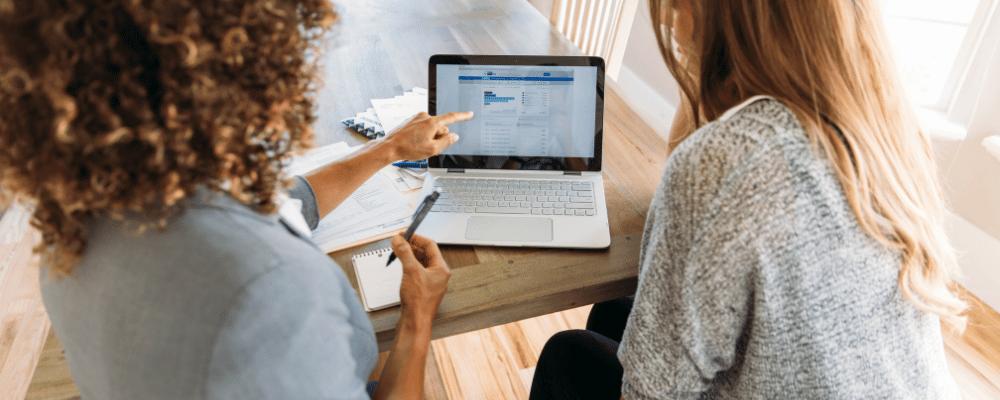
[285,142,412,253]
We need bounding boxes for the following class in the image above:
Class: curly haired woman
[0,1,471,398]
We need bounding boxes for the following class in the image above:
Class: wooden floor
[944,288,1000,400]
[0,201,50,400]
[20,299,1000,400]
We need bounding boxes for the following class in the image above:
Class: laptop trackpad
[465,216,553,242]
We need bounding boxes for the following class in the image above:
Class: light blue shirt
[40,177,379,399]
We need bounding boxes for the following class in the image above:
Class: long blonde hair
[650,0,967,331]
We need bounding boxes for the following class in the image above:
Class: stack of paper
[371,87,428,134]
[382,167,425,192]
[341,88,428,138]
[340,109,385,138]
[285,142,413,253]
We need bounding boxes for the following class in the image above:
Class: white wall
[614,2,679,140]
[936,28,1000,310]
[939,40,1000,241]
[947,211,1000,310]
[620,3,679,106]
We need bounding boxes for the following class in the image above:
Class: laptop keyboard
[430,177,597,216]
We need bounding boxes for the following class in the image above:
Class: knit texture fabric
[617,98,960,400]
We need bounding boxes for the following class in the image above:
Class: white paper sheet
[285,142,413,252]
[371,88,428,135]
[396,167,425,189]
[382,167,425,192]
[318,215,411,254]
[284,141,351,177]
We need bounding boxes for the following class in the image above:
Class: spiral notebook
[352,248,404,311]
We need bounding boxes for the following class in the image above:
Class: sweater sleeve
[287,175,321,230]
[618,120,796,399]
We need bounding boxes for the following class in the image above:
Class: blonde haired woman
[530,0,966,398]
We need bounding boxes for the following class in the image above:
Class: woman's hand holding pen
[378,111,473,161]
[366,115,464,400]
[374,233,450,399]
[392,233,451,324]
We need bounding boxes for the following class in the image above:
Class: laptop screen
[428,55,604,171]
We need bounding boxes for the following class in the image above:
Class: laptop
[417,54,610,249]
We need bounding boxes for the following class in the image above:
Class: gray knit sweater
[617,97,961,399]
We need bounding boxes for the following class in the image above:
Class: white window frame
[919,0,1000,142]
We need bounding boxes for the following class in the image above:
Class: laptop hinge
[447,168,465,173]
[563,171,582,176]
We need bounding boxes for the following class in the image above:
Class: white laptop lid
[427,55,605,172]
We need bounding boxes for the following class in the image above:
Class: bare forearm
[302,111,472,219]
[303,140,397,218]
[371,312,434,400]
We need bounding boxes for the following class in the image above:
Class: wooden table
[316,0,669,351]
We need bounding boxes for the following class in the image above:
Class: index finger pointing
[432,111,474,127]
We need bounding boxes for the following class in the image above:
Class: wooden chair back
[549,0,639,81]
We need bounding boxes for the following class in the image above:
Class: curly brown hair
[0,0,336,275]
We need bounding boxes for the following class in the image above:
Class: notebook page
[352,248,403,311]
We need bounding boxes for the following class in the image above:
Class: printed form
[284,142,412,253]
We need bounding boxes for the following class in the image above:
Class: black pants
[529,296,634,400]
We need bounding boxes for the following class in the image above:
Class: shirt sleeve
[287,175,321,230]
[204,261,374,400]
[618,121,795,399]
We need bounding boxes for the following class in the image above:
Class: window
[882,0,994,111]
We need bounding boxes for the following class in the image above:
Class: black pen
[387,188,441,266]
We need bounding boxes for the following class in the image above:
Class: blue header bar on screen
[458,76,574,81]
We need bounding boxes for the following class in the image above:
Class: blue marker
[392,160,428,168]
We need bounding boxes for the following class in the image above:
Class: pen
[386,188,441,266]
[392,160,428,168]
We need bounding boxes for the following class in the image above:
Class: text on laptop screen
[435,65,598,158]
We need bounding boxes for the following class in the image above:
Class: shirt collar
[719,95,777,121]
